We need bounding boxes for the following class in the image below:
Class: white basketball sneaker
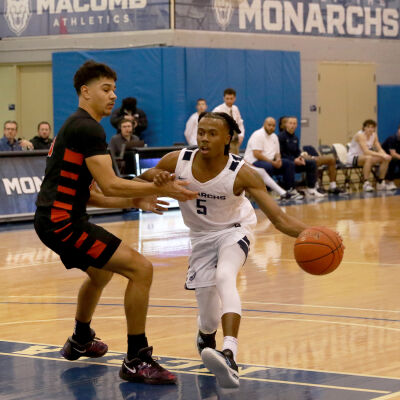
[201,348,239,388]
[386,181,397,191]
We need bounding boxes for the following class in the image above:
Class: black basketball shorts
[34,208,121,271]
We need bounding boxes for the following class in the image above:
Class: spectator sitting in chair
[110,97,148,139]
[109,119,141,157]
[347,119,391,192]
[30,121,53,150]
[278,117,324,198]
[381,123,400,191]
[109,119,143,175]
[244,117,303,201]
[0,120,33,151]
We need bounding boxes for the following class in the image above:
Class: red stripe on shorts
[51,208,70,223]
[74,232,88,249]
[63,149,84,165]
[60,170,79,181]
[62,232,73,242]
[53,200,73,211]
[87,240,107,259]
[57,185,76,196]
[54,222,72,233]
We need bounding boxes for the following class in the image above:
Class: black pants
[386,159,400,181]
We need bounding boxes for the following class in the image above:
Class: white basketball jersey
[175,148,257,233]
[348,130,376,158]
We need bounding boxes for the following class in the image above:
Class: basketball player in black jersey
[34,60,197,384]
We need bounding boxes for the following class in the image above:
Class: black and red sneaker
[119,346,177,385]
[60,329,108,361]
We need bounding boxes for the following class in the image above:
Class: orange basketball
[294,227,344,275]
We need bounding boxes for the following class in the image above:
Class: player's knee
[132,259,153,287]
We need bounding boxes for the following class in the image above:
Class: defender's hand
[134,196,169,215]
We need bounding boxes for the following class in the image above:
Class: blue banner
[0,154,46,217]
[175,0,400,39]
[0,0,169,37]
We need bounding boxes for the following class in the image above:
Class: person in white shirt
[184,99,208,146]
[213,88,244,154]
[347,119,391,192]
[244,117,303,201]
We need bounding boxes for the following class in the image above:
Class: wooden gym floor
[0,191,400,400]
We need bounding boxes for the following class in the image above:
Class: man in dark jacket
[30,121,53,150]
[382,124,400,190]
[110,97,148,139]
[278,117,324,198]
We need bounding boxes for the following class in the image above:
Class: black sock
[72,319,92,344]
[127,333,148,360]
[377,178,383,184]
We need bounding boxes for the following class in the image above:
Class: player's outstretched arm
[86,153,196,201]
[138,151,180,183]
[87,184,169,214]
[236,164,308,238]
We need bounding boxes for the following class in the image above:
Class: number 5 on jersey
[196,199,207,215]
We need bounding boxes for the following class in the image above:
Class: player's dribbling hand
[153,171,175,186]
[134,196,170,215]
[160,180,198,201]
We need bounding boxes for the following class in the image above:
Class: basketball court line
[1,338,400,382]
[1,295,399,315]
[0,340,397,395]
[372,391,400,399]
[1,300,400,324]
[1,257,399,271]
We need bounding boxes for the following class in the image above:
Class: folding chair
[332,143,364,190]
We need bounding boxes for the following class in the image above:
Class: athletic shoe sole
[201,348,239,388]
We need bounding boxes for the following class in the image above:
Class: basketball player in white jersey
[347,119,391,192]
[139,112,308,388]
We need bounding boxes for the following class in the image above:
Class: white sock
[329,181,337,189]
[223,336,238,360]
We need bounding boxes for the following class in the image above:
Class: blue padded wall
[377,85,400,141]
[53,47,301,147]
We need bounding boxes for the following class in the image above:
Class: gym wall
[52,47,301,146]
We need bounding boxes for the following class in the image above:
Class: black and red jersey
[36,108,108,218]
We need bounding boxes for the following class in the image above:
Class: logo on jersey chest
[198,192,226,200]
